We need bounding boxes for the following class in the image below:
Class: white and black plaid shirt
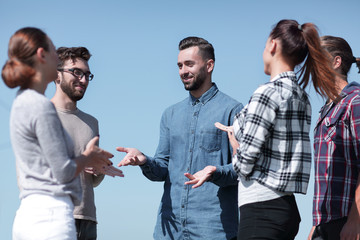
[233,71,312,194]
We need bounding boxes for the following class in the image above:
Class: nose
[179,66,188,76]
[79,75,88,84]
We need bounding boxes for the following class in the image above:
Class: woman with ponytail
[2,27,115,240]
[309,36,360,240]
[216,19,337,239]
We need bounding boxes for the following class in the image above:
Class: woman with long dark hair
[216,19,337,239]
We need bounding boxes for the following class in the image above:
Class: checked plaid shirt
[233,71,312,194]
[313,82,360,226]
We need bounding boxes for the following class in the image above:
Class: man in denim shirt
[117,37,243,240]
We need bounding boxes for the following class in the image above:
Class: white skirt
[12,194,76,240]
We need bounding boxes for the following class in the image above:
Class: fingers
[103,165,124,177]
[102,149,114,159]
[214,122,232,133]
[185,179,198,185]
[184,173,195,180]
[88,136,100,147]
[118,155,139,167]
[116,147,128,153]
[192,178,206,188]
[214,122,228,131]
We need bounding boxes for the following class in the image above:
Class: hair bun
[2,58,35,88]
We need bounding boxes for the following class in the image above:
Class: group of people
[2,19,360,240]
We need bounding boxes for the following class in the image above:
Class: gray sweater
[10,89,81,204]
[56,108,104,222]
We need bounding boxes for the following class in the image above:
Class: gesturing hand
[184,166,217,188]
[84,136,114,168]
[215,122,239,156]
[116,147,147,167]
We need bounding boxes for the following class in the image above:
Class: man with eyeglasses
[51,47,123,240]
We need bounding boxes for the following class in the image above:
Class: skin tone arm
[183,122,239,188]
[340,174,360,240]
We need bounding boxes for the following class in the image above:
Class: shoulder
[252,82,279,98]
[163,97,188,113]
[216,90,241,105]
[14,89,55,113]
[75,109,99,125]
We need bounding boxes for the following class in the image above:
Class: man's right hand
[116,147,147,166]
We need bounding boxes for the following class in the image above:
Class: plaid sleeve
[349,95,360,169]
[234,84,279,176]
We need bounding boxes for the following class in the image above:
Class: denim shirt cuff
[139,155,152,170]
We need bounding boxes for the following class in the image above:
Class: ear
[332,56,342,70]
[269,39,277,55]
[54,71,61,84]
[206,59,215,73]
[36,47,46,64]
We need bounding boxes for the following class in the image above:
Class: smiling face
[58,58,90,102]
[177,46,210,94]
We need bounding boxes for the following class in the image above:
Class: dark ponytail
[270,20,338,100]
[2,27,49,89]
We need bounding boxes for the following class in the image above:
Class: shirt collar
[340,81,360,97]
[270,71,297,82]
[189,83,218,105]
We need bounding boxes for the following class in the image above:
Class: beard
[60,81,86,102]
[182,65,207,92]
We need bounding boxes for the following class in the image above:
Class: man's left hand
[184,166,216,188]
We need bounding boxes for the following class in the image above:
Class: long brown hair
[2,27,49,89]
[270,20,338,100]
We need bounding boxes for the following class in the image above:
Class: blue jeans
[238,195,301,240]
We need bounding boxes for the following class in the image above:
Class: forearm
[92,174,105,187]
[210,163,238,187]
[140,155,169,181]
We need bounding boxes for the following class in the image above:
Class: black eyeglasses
[57,68,94,81]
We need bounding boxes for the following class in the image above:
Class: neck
[335,75,348,95]
[29,72,48,94]
[190,79,213,99]
[51,89,77,111]
[269,62,293,80]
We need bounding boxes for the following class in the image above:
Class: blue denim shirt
[140,84,243,240]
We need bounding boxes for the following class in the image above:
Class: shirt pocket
[322,117,349,142]
[199,128,222,152]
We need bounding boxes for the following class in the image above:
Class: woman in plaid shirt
[310,36,360,240]
[216,19,338,240]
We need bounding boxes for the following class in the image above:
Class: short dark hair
[57,47,91,68]
[178,37,215,62]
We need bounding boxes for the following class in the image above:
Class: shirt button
[189,149,192,152]
[182,205,185,208]
[191,130,194,134]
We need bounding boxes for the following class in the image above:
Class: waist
[21,193,74,209]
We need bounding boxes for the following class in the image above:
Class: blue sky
[1,0,360,239]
